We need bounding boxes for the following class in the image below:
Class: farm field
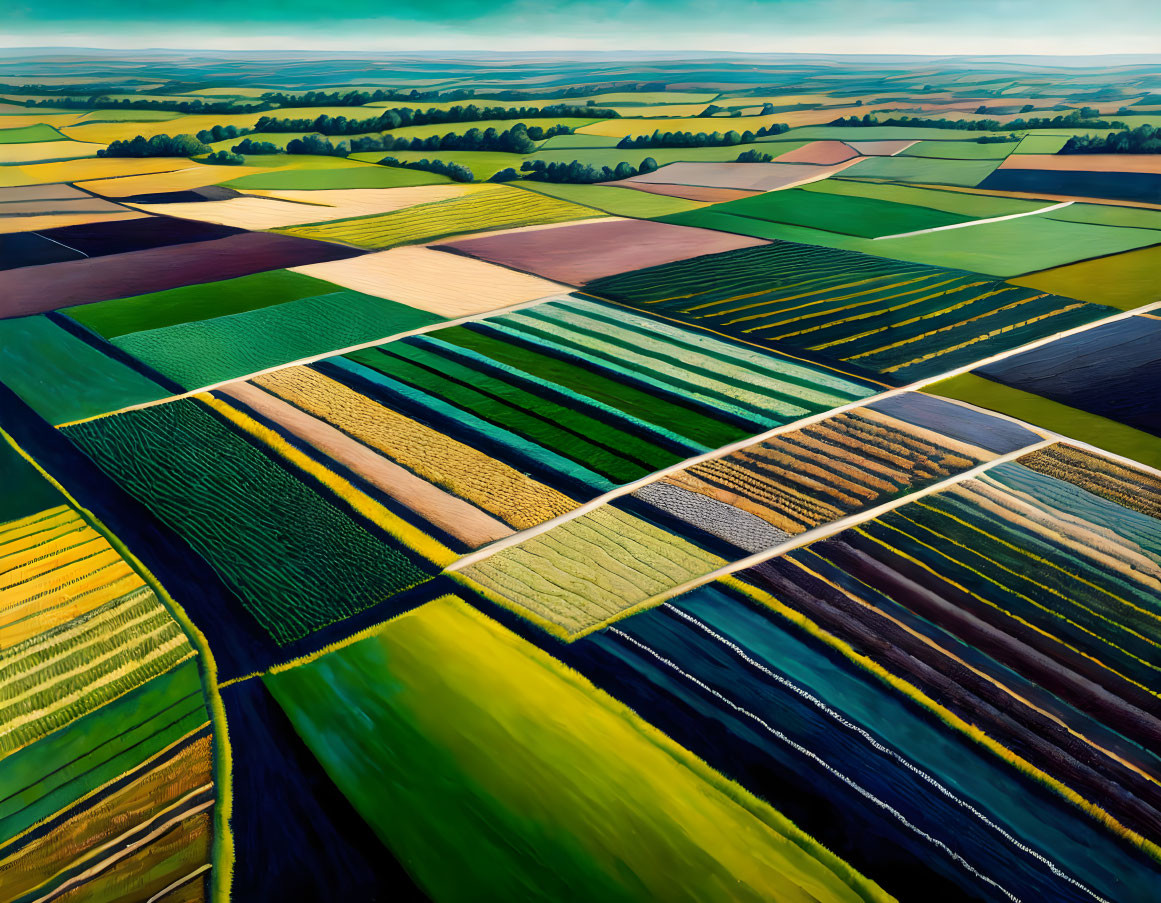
[4,49,1161,903]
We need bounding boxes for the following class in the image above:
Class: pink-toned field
[997,154,1161,173]
[771,140,860,165]
[435,218,768,284]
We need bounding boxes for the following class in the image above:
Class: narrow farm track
[873,201,1075,240]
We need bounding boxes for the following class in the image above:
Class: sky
[2,0,1160,54]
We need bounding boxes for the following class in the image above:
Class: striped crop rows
[586,242,1115,383]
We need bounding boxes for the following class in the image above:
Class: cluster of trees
[976,104,1037,114]
[231,138,285,155]
[516,157,659,184]
[231,123,565,158]
[378,156,475,182]
[15,95,269,114]
[203,150,244,165]
[251,103,616,136]
[830,110,1130,131]
[97,133,210,157]
[616,123,788,149]
[283,134,350,156]
[976,134,1021,143]
[195,124,252,144]
[702,102,780,117]
[349,123,569,155]
[736,149,775,162]
[259,84,658,106]
[1061,124,1161,154]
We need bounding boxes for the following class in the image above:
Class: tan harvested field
[73,165,255,196]
[246,184,481,216]
[998,154,1161,173]
[0,140,106,164]
[221,382,514,547]
[773,140,860,164]
[127,196,348,229]
[292,245,568,316]
[624,159,861,190]
[252,365,578,530]
[3,157,207,187]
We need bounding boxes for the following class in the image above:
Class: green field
[0,316,169,424]
[927,373,1161,470]
[704,187,972,237]
[512,180,703,216]
[899,139,1017,160]
[266,595,888,903]
[838,154,1002,187]
[112,290,443,388]
[801,178,1049,217]
[224,163,448,189]
[67,269,344,339]
[0,123,67,143]
[63,399,437,645]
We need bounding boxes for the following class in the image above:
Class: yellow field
[0,140,106,164]
[251,365,578,530]
[76,163,268,196]
[0,210,142,234]
[60,105,383,145]
[291,245,566,316]
[279,183,601,249]
[0,156,200,187]
[0,505,148,646]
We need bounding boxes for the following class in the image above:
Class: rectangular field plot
[585,242,1119,384]
[633,393,1043,553]
[278,184,603,249]
[62,396,441,645]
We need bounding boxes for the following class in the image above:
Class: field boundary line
[606,437,1054,618]
[53,293,570,428]
[446,296,1161,572]
[872,200,1073,240]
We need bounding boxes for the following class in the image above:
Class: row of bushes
[249,103,615,136]
[830,111,1130,131]
[616,123,789,148]
[1061,124,1161,154]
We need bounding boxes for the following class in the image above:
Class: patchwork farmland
[2,49,1161,903]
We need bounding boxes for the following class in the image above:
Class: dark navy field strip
[312,358,604,502]
[459,320,769,432]
[405,334,706,457]
[208,390,469,557]
[223,679,428,902]
[0,721,211,859]
[1,383,269,681]
[44,311,186,396]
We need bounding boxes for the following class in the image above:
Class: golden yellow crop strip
[0,506,77,547]
[721,275,954,328]
[199,394,455,567]
[879,299,1082,375]
[0,571,145,648]
[798,282,996,348]
[731,566,1161,860]
[0,532,107,589]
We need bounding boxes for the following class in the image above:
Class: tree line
[378,156,475,182]
[249,103,615,136]
[8,96,271,115]
[616,123,788,149]
[98,134,211,157]
[1061,124,1161,154]
[510,157,660,184]
[228,123,566,157]
[830,111,1130,131]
